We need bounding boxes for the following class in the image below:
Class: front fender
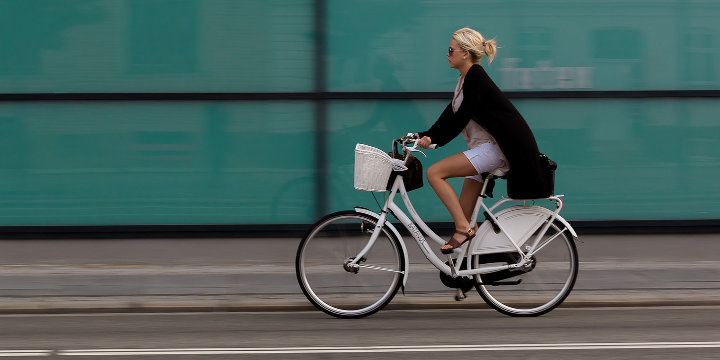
[354,207,410,292]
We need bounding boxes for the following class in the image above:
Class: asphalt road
[0,233,719,312]
[1,307,719,359]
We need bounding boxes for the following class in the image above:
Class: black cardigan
[419,64,547,196]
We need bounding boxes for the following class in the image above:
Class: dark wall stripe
[1,219,718,239]
[313,0,328,217]
[2,90,720,102]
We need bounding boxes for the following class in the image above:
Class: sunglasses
[448,47,464,55]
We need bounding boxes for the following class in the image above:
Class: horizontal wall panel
[0,0,314,93]
[327,99,720,221]
[328,0,720,92]
[0,100,717,225]
[0,101,316,225]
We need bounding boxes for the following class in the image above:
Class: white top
[453,77,510,173]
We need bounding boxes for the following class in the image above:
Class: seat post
[469,175,493,227]
[479,174,494,196]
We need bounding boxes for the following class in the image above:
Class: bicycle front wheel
[473,219,578,317]
[296,210,405,318]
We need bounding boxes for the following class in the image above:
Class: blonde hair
[452,27,497,64]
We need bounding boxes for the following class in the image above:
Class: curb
[0,294,717,315]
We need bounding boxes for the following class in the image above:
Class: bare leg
[459,178,484,223]
[456,178,485,299]
[425,153,479,246]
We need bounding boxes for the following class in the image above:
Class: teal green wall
[0,0,314,92]
[0,0,719,225]
[0,102,316,224]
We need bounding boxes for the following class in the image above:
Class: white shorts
[462,142,508,183]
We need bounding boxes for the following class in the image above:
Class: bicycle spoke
[296,211,405,318]
[356,264,405,274]
[528,226,568,256]
[474,213,578,317]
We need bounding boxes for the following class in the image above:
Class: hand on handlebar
[415,134,434,149]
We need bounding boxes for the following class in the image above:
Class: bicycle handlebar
[400,133,437,150]
[390,133,436,160]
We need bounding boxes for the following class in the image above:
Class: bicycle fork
[346,211,388,271]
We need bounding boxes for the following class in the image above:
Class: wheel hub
[343,257,365,273]
[522,255,537,271]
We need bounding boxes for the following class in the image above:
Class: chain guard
[440,253,536,287]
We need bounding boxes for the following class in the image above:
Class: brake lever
[404,140,428,158]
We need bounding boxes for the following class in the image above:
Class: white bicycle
[296,134,579,318]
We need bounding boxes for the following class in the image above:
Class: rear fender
[471,205,578,256]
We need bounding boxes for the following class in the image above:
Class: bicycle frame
[348,172,577,283]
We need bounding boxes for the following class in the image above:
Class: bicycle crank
[481,255,536,283]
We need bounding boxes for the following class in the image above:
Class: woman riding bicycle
[416,27,547,253]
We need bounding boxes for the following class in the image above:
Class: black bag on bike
[507,153,557,199]
[386,152,423,192]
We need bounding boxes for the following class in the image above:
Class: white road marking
[0,350,51,357]
[57,342,720,355]
[5,342,720,357]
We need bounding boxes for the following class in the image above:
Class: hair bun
[453,27,497,64]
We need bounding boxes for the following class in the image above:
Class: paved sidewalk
[0,233,718,313]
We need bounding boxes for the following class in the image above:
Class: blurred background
[0,0,718,230]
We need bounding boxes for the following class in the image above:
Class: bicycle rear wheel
[296,210,405,318]
[472,219,578,316]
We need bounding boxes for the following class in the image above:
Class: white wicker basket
[354,144,393,192]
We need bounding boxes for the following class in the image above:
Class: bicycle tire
[296,210,405,318]
[471,207,578,317]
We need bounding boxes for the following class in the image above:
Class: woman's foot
[440,224,478,254]
[455,283,475,301]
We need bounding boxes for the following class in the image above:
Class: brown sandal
[440,224,478,254]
